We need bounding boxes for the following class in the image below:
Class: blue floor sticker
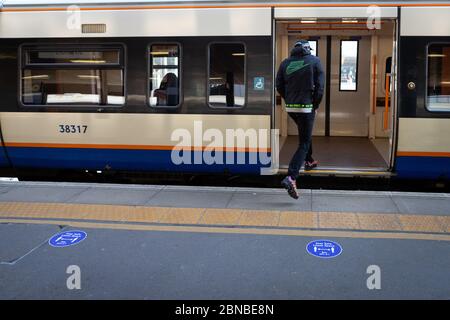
[49,230,87,248]
[306,240,342,258]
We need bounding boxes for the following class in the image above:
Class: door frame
[273,15,399,173]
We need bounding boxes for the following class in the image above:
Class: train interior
[275,19,396,174]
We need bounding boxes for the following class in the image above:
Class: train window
[385,57,392,91]
[25,50,120,65]
[339,40,359,91]
[309,40,318,57]
[208,43,246,108]
[427,43,450,112]
[148,44,180,108]
[20,45,125,107]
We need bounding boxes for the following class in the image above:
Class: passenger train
[0,0,449,182]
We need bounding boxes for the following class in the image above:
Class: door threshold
[277,166,393,177]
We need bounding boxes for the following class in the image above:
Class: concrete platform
[0,181,448,214]
[0,181,449,299]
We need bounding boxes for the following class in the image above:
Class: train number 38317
[58,125,88,134]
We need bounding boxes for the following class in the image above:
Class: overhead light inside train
[70,60,106,64]
[150,52,170,55]
[342,18,359,23]
[77,75,100,79]
[428,54,447,58]
[22,75,49,80]
[232,53,245,56]
[301,18,317,24]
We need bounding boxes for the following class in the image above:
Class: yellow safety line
[277,168,392,176]
[0,202,448,237]
[0,202,447,231]
[301,170,390,175]
[1,218,450,242]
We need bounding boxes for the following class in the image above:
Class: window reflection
[209,43,246,108]
[26,50,119,64]
[427,44,450,112]
[149,44,180,107]
[22,69,124,105]
[21,46,125,106]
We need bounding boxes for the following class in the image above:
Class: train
[0,0,449,182]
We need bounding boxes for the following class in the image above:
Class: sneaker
[281,176,299,199]
[305,160,318,171]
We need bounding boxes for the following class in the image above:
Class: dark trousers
[306,140,314,163]
[287,112,315,180]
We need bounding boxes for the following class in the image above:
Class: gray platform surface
[0,180,448,215]
[0,223,449,299]
[0,181,449,299]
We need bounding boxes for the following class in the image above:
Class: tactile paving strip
[0,202,448,235]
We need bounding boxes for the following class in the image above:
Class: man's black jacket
[276,46,325,113]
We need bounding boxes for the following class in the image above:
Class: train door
[286,36,371,137]
[330,36,371,137]
[274,8,398,175]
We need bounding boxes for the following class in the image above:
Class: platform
[0,180,449,299]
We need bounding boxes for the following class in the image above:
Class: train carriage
[0,0,449,181]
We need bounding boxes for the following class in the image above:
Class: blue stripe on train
[0,156,9,167]
[5,147,449,179]
[0,146,9,167]
[5,147,270,174]
[395,156,450,179]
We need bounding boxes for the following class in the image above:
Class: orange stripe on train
[397,151,450,158]
[1,3,450,13]
[3,142,271,153]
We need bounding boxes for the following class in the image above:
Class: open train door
[273,6,398,177]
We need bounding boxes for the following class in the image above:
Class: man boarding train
[276,40,325,199]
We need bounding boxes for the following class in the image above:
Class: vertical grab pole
[372,55,377,115]
[384,73,390,130]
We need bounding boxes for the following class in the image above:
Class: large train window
[20,45,125,107]
[339,40,359,91]
[148,44,180,108]
[208,43,246,108]
[427,43,450,112]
